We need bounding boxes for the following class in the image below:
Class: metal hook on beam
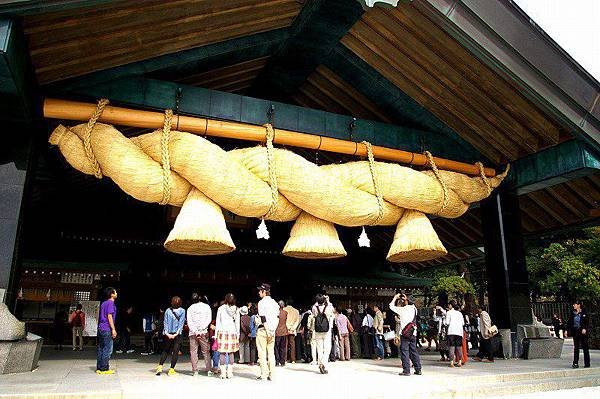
[267,104,275,126]
[175,87,182,130]
[348,117,357,141]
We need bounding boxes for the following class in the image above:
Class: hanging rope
[263,123,279,219]
[424,151,449,215]
[83,98,109,179]
[476,161,492,196]
[159,109,173,205]
[362,141,385,225]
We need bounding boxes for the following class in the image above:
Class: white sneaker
[115,350,123,354]
[126,349,135,354]
[207,370,214,377]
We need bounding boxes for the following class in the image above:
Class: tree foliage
[527,227,600,304]
[431,275,475,296]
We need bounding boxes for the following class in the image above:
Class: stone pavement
[1,341,599,399]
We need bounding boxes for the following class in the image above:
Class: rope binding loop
[159,109,173,206]
[424,150,449,215]
[83,98,109,179]
[362,141,384,226]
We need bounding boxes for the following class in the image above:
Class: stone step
[442,365,600,385]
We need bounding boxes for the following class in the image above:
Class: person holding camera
[389,293,422,376]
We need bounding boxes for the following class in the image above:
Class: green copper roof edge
[507,140,600,194]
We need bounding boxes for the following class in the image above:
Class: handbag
[383,331,396,341]
[401,308,418,338]
[393,336,401,347]
[488,325,499,336]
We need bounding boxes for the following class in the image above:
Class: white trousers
[314,332,332,366]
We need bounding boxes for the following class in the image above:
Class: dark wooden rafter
[361,10,537,154]
[24,0,304,83]
[249,0,364,101]
[388,6,560,146]
[293,65,394,123]
[340,5,568,163]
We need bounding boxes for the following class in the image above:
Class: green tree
[526,228,600,304]
[431,275,475,304]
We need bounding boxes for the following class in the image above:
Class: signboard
[61,273,94,285]
[80,300,100,337]
[324,286,347,295]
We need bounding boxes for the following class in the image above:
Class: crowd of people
[91,285,591,377]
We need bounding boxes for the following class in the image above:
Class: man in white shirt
[389,293,422,376]
[187,293,213,376]
[361,310,374,359]
[256,283,279,381]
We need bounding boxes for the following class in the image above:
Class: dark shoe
[399,372,411,376]
[414,370,422,375]
[584,365,591,368]
[318,364,325,374]
[473,356,482,362]
[256,376,264,380]
[572,363,579,369]
[267,376,272,381]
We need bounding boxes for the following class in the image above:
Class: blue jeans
[374,334,385,358]
[212,350,220,368]
[96,330,113,371]
[400,335,422,374]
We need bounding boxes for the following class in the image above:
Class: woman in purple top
[96,287,118,374]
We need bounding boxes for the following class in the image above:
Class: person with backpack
[69,303,85,351]
[311,294,334,374]
[155,296,185,376]
[389,293,422,376]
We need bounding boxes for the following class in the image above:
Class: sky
[513,0,600,82]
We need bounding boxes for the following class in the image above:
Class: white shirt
[433,308,447,334]
[258,296,280,335]
[444,309,465,336]
[361,313,374,328]
[215,304,240,335]
[187,302,212,336]
[388,301,418,336]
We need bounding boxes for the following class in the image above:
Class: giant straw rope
[48,100,509,262]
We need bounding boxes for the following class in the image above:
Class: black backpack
[314,306,330,333]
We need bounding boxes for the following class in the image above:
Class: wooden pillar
[481,190,532,331]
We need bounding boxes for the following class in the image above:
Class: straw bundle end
[386,210,447,263]
[164,189,235,256]
[283,212,346,259]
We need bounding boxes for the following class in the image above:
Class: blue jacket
[163,307,185,335]
[249,315,258,338]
